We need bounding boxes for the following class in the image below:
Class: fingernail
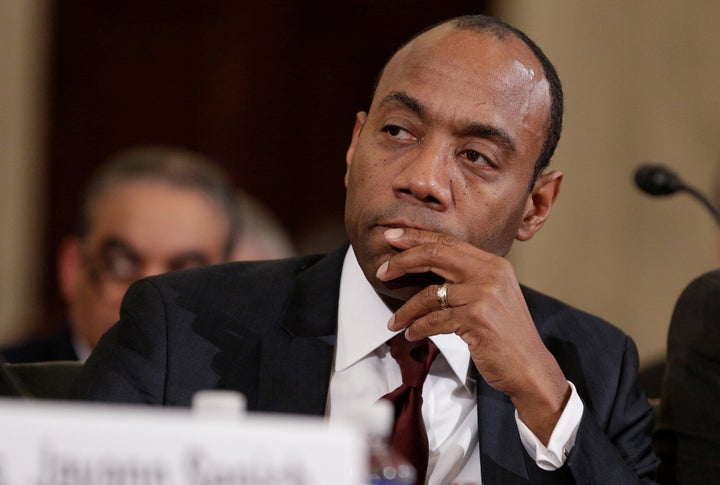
[384,228,404,240]
[376,261,388,278]
[387,315,395,330]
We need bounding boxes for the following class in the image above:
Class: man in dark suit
[74,15,658,484]
[656,270,720,483]
[2,146,241,363]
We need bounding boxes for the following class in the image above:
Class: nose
[391,140,452,211]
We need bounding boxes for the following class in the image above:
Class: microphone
[634,163,720,228]
[634,164,685,195]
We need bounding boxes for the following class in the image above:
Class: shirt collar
[72,333,91,362]
[337,246,472,388]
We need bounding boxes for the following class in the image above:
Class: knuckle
[485,282,503,299]
[438,233,458,247]
[424,284,439,303]
[464,333,482,353]
[467,302,486,322]
[496,258,517,279]
[426,309,443,328]
[423,243,443,259]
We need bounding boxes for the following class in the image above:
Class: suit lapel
[256,245,347,416]
[476,368,531,484]
[251,246,534,481]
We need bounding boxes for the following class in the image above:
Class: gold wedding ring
[437,282,451,310]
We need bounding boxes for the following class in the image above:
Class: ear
[57,236,85,300]
[344,111,367,188]
[516,170,563,241]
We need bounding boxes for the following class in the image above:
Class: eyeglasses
[82,240,143,299]
[81,237,215,297]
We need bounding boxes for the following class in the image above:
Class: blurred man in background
[2,145,243,362]
[654,166,720,482]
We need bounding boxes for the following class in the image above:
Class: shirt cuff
[514,381,583,470]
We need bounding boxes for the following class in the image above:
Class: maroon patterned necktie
[382,334,440,485]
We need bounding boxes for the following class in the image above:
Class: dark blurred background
[6,0,720,386]
[46,1,489,325]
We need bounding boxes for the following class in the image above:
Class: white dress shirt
[326,247,583,484]
[72,334,91,362]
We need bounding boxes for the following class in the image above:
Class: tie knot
[387,334,439,390]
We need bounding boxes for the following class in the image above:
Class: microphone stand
[681,184,720,229]
[635,163,720,229]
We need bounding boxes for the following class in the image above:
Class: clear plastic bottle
[356,401,417,485]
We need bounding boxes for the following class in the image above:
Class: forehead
[86,181,229,251]
[372,26,550,155]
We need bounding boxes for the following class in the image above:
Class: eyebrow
[380,91,425,117]
[379,91,516,153]
[98,238,139,259]
[457,123,516,153]
[98,237,212,268]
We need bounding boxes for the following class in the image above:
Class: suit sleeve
[71,279,169,404]
[561,335,659,484]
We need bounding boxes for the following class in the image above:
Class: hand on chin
[374,271,444,311]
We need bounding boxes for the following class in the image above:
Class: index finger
[375,227,491,283]
[382,227,459,251]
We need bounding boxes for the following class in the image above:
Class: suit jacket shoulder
[73,247,347,410]
[657,270,720,482]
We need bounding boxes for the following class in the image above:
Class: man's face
[344,26,552,301]
[60,181,230,350]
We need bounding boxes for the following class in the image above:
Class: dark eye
[460,148,496,168]
[103,249,141,281]
[384,125,402,136]
[382,124,414,141]
[462,149,487,164]
[465,150,483,163]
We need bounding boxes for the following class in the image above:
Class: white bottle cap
[191,390,246,420]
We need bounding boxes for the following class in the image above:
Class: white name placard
[0,398,366,485]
